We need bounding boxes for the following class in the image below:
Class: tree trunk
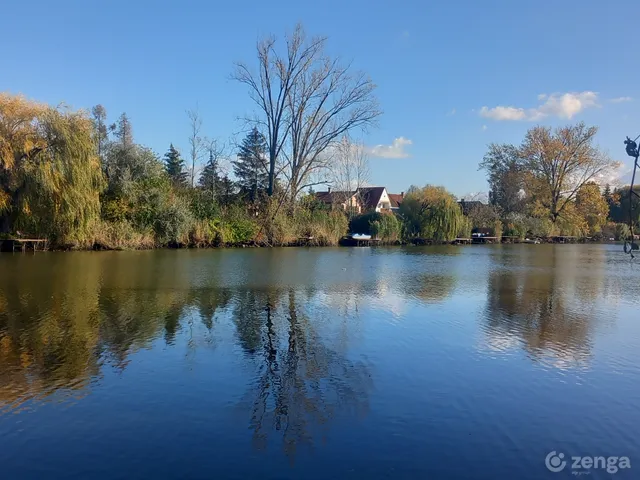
[268,145,276,196]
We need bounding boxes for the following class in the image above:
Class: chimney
[400,191,404,198]
[327,186,331,193]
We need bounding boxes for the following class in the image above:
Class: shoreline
[0,238,623,253]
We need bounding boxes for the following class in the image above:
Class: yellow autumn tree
[575,181,609,235]
[0,93,104,245]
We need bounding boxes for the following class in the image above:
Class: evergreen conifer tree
[233,128,268,201]
[164,143,188,187]
[199,149,221,196]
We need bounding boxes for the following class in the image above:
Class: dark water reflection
[1,246,639,479]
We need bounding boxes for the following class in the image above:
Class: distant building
[314,187,404,214]
[388,193,404,211]
[458,198,484,215]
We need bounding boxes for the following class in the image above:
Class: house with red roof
[314,187,404,214]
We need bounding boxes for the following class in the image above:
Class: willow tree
[399,185,465,242]
[0,93,104,245]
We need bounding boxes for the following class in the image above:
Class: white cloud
[480,91,599,121]
[482,125,488,131]
[479,106,526,121]
[611,96,633,103]
[369,137,412,159]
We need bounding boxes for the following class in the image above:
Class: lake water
[0,245,639,479]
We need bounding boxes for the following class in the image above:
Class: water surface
[0,245,639,479]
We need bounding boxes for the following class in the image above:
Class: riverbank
[0,235,623,252]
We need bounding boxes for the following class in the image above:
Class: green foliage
[615,223,631,241]
[199,149,222,199]
[399,185,465,242]
[111,113,133,148]
[370,214,401,242]
[213,206,259,245]
[480,144,525,214]
[153,194,194,245]
[164,144,188,188]
[2,101,105,246]
[457,215,472,239]
[349,211,379,235]
[126,173,173,231]
[234,127,268,201]
[188,188,220,221]
[526,217,554,238]
[480,123,617,239]
[503,212,528,239]
[349,211,400,242]
[104,144,164,196]
[299,192,330,213]
[300,208,349,245]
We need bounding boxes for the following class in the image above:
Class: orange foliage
[0,92,47,170]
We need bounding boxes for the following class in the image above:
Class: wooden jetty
[0,238,48,253]
[472,236,498,244]
[339,235,380,247]
[452,238,471,245]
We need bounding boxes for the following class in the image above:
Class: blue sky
[3,0,639,197]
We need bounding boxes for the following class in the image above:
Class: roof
[388,193,404,208]
[358,187,386,211]
[458,200,484,215]
[314,190,356,204]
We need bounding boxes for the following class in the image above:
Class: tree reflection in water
[482,247,606,368]
[0,252,373,462]
[234,287,372,460]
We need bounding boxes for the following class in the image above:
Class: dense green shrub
[370,213,401,242]
[348,211,401,242]
[189,189,220,221]
[503,212,528,239]
[154,195,194,245]
[349,212,379,235]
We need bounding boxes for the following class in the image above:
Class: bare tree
[187,108,206,187]
[332,136,370,217]
[521,123,616,222]
[233,24,380,199]
[284,49,380,200]
[233,25,323,196]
